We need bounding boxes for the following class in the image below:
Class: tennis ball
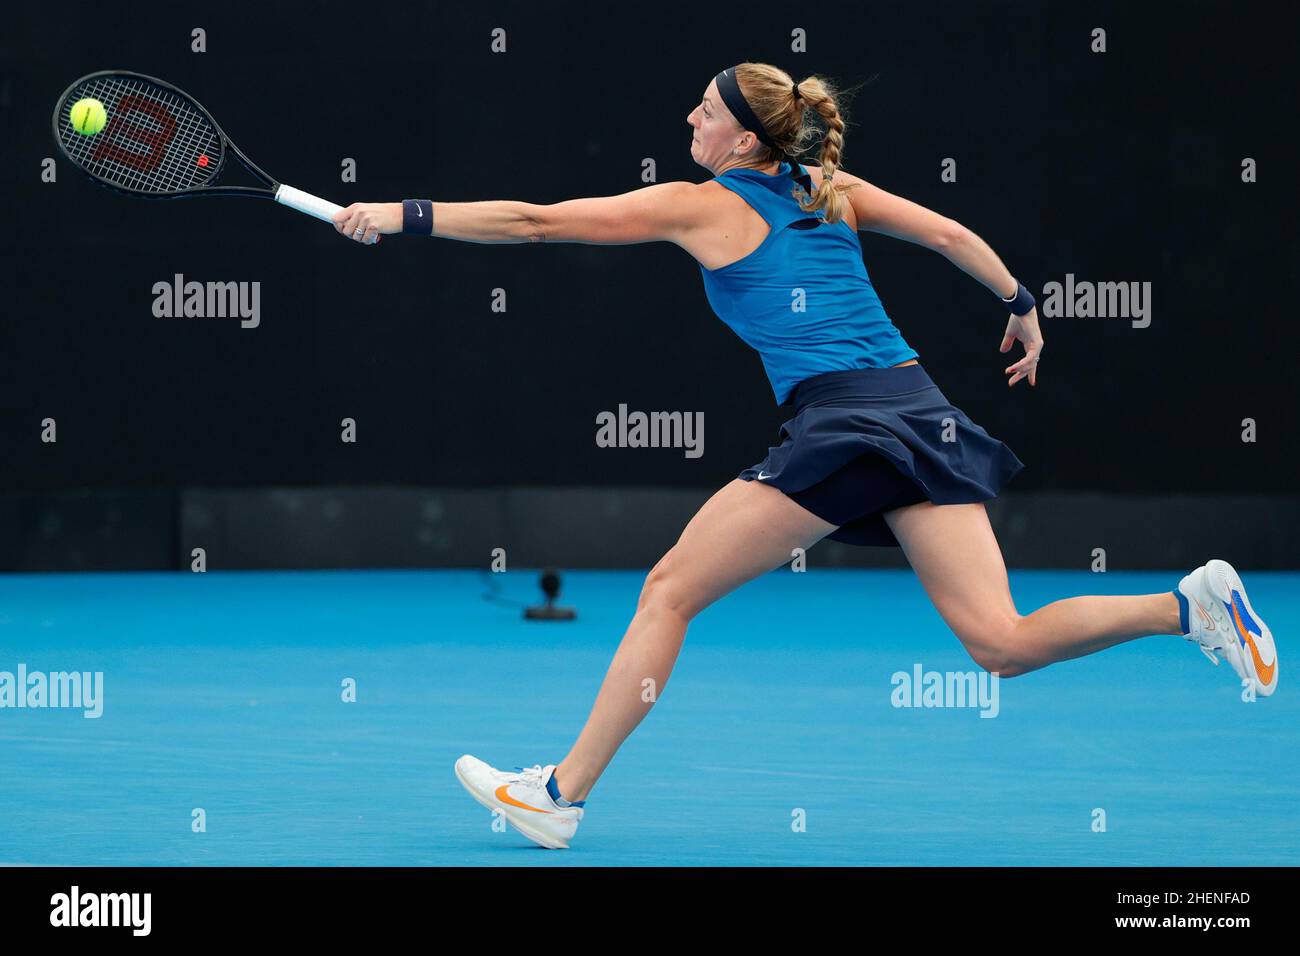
[69,98,107,136]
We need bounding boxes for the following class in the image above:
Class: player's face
[687,79,741,172]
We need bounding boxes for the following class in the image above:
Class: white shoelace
[511,765,546,788]
[1183,595,1229,666]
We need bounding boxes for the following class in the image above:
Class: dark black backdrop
[2,0,1297,497]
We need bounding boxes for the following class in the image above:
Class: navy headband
[714,66,780,151]
[713,66,815,196]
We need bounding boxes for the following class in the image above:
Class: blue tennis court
[1,567,1295,866]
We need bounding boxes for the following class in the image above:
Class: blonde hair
[731,62,860,225]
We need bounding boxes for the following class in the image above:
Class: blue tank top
[698,160,918,404]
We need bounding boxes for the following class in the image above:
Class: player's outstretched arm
[332,182,700,246]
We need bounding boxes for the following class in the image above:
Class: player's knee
[959,615,1027,677]
[637,551,698,622]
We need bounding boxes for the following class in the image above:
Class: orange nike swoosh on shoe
[1230,602,1276,685]
[495,785,554,813]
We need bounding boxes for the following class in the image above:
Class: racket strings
[57,75,223,194]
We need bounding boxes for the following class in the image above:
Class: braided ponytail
[733,63,860,225]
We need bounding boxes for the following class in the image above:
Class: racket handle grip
[274,184,380,244]
[274,184,342,222]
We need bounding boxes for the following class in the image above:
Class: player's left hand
[332,202,402,244]
[999,307,1043,387]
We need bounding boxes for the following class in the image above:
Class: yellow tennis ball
[70,98,107,136]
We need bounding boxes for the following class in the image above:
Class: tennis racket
[52,69,376,243]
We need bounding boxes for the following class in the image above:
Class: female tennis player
[333,62,1279,849]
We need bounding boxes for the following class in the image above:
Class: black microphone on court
[524,567,577,621]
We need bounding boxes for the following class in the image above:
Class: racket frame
[52,69,280,201]
[51,69,355,233]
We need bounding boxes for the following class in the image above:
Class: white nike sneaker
[1178,559,1278,697]
[454,755,583,849]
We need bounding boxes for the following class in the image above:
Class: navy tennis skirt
[738,364,1025,546]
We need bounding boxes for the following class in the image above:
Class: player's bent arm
[837,171,1017,298]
